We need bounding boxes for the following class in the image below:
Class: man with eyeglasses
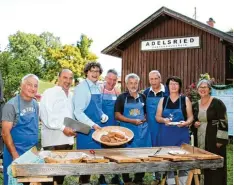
[73,62,109,185]
[1,74,39,185]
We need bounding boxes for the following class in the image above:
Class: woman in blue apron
[76,80,103,150]
[156,76,193,185]
[3,95,38,185]
[159,96,190,146]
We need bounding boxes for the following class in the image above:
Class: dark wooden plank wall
[121,16,227,92]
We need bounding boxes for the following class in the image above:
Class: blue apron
[101,87,117,127]
[158,96,189,146]
[120,97,151,148]
[146,90,163,146]
[3,95,38,185]
[76,80,103,149]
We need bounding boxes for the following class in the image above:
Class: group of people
[0,61,228,185]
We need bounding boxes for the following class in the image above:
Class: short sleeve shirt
[114,92,146,114]
[1,95,38,126]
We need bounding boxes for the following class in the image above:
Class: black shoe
[111,175,124,185]
[98,175,107,185]
[133,178,143,185]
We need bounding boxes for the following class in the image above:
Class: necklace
[200,97,210,106]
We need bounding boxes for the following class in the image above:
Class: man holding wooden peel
[40,69,76,185]
[40,69,76,150]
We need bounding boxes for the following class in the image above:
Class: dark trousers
[43,144,73,151]
[43,144,73,185]
[122,172,145,183]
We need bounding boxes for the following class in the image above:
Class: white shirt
[40,86,74,147]
[73,79,104,127]
[149,83,165,96]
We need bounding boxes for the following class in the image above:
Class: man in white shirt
[40,69,76,149]
[40,69,76,184]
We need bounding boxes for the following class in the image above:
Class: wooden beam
[17,176,53,182]
[12,146,223,178]
[13,159,223,177]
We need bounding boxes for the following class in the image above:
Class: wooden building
[101,7,233,91]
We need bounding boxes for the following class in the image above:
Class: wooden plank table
[12,144,223,184]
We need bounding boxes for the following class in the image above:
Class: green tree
[40,32,62,49]
[8,31,47,77]
[0,31,98,99]
[44,34,98,81]
[77,34,97,61]
[44,45,86,81]
[0,51,31,100]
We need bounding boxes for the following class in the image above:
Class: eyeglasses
[169,83,179,86]
[90,70,100,73]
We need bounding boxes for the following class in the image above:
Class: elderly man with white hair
[143,70,167,185]
[115,73,151,185]
[144,70,167,147]
[1,74,39,185]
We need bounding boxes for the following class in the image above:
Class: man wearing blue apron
[115,73,151,184]
[1,74,39,185]
[100,69,123,185]
[143,70,167,185]
[101,69,120,127]
[144,70,167,146]
[73,62,109,184]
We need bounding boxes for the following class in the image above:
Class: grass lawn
[227,143,233,185]
[38,80,55,94]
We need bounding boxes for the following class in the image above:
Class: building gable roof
[101,6,233,58]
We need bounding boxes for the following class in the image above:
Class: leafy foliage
[39,32,62,49]
[8,31,47,77]
[77,34,97,61]
[44,45,85,81]
[0,31,97,100]
[0,51,31,100]
[43,34,98,81]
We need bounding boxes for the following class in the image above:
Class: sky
[0,0,233,76]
